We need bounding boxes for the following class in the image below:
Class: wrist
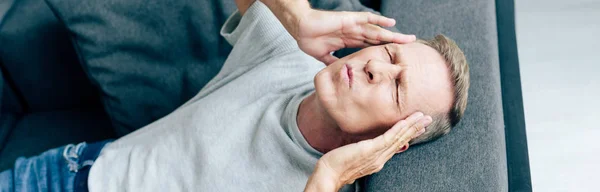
[305,160,343,192]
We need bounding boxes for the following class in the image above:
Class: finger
[362,24,416,44]
[353,12,396,27]
[381,117,430,158]
[344,39,373,48]
[361,24,392,43]
[383,115,430,156]
[364,39,382,45]
[366,117,430,179]
[381,112,424,147]
[395,116,432,146]
[350,116,427,179]
[366,113,426,160]
[412,125,427,140]
[391,33,417,44]
[320,54,339,65]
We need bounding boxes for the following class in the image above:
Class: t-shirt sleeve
[219,1,298,71]
[180,1,305,106]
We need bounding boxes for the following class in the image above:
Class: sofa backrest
[0,0,103,113]
[363,0,509,191]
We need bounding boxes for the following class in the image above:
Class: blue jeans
[0,140,111,192]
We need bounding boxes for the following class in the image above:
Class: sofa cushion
[45,0,238,135]
[0,109,116,171]
[45,0,387,136]
[364,0,508,191]
[0,0,13,22]
[0,0,102,112]
[0,63,23,116]
[0,66,21,155]
[0,112,19,171]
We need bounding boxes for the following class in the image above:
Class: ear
[396,144,409,153]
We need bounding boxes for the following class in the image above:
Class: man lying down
[0,0,470,191]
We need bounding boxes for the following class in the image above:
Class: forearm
[234,0,256,15]
[262,0,310,37]
[235,0,311,38]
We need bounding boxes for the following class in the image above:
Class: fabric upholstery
[0,64,22,165]
[364,0,508,191]
[496,0,532,190]
[0,109,115,171]
[0,0,514,190]
[45,0,238,135]
[0,68,23,116]
[0,0,13,23]
[0,0,101,112]
[0,113,18,171]
[45,0,384,136]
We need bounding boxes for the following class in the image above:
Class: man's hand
[292,9,416,65]
[257,0,416,65]
[304,112,432,191]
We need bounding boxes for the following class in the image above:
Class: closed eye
[384,46,394,63]
[384,46,401,109]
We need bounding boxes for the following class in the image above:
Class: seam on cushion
[0,59,29,114]
[0,0,30,113]
[66,24,123,135]
[43,0,122,133]
[43,0,103,94]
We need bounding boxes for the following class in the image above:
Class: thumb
[319,54,339,66]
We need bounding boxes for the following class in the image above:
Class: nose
[364,59,402,84]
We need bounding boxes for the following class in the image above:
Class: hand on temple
[255,0,415,65]
[304,112,432,192]
[289,9,417,65]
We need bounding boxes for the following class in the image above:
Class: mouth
[342,64,353,88]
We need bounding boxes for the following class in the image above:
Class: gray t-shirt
[88,1,356,191]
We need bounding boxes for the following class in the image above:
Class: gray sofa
[0,0,531,191]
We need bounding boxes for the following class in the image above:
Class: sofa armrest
[496,0,532,191]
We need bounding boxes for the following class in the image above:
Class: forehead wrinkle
[418,45,454,114]
[403,43,438,115]
[415,88,437,115]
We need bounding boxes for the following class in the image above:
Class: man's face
[314,43,454,135]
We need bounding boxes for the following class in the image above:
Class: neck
[297,93,352,153]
